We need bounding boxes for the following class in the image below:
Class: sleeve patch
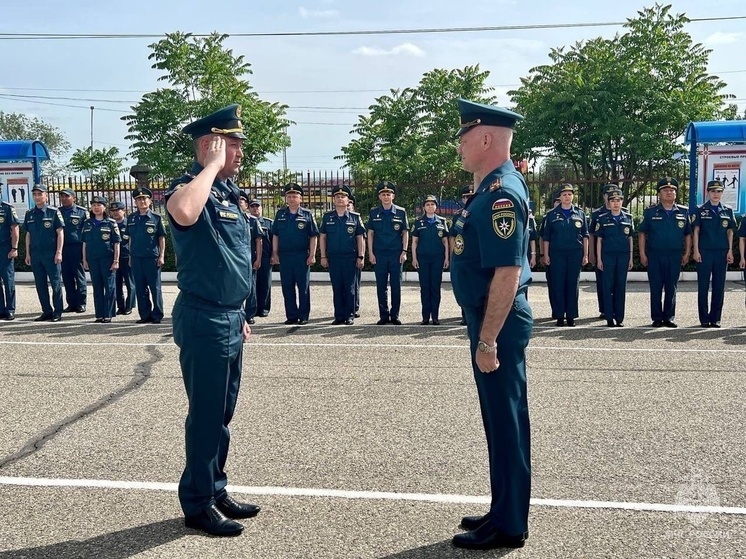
[492,198,514,210]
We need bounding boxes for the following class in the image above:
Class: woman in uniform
[411,195,449,325]
[82,196,121,323]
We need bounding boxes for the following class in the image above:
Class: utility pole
[90,106,94,150]
[282,126,288,171]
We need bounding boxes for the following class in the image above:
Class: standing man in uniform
[411,194,449,325]
[0,195,19,320]
[271,183,319,325]
[24,185,64,322]
[638,178,691,327]
[238,191,264,324]
[58,188,88,313]
[110,201,135,315]
[319,185,365,324]
[367,180,409,325]
[347,192,363,318]
[167,104,260,537]
[127,187,166,324]
[692,179,737,328]
[450,98,532,550]
[249,199,273,318]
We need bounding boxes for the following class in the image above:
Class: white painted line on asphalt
[2,339,746,354]
[1,476,745,516]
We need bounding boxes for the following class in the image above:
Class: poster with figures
[697,145,746,214]
[0,162,34,215]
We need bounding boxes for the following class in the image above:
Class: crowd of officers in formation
[1,175,746,328]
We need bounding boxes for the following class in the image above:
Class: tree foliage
[510,3,732,202]
[0,111,71,176]
[122,32,291,181]
[69,146,126,188]
[339,65,496,207]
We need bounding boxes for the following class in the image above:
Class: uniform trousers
[417,254,445,321]
[548,247,582,319]
[61,243,87,308]
[131,256,164,322]
[173,294,244,518]
[374,250,403,320]
[696,248,728,324]
[279,251,310,321]
[463,291,532,537]
[0,253,15,314]
[254,259,272,316]
[601,252,629,323]
[328,253,357,320]
[244,267,257,319]
[89,256,115,319]
[115,258,135,313]
[31,254,63,316]
[594,267,604,314]
[647,251,681,321]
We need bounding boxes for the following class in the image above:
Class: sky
[1,0,745,175]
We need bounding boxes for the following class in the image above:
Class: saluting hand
[204,135,227,171]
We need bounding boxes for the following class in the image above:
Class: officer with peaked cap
[248,198,273,317]
[58,188,88,313]
[595,190,634,327]
[539,191,561,318]
[346,191,363,317]
[450,98,531,549]
[319,184,365,324]
[451,185,474,325]
[638,178,691,327]
[109,200,135,315]
[366,180,409,325]
[166,104,260,537]
[0,190,20,320]
[270,182,319,324]
[692,179,737,327]
[238,190,265,324]
[411,194,449,324]
[24,184,65,321]
[588,184,623,319]
[127,186,166,324]
[81,195,121,322]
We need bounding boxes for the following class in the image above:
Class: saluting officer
[541,184,588,326]
[411,194,449,325]
[24,184,64,322]
[238,191,264,324]
[271,183,319,325]
[319,184,366,324]
[127,187,166,324]
[451,185,474,325]
[588,184,623,319]
[82,196,121,323]
[692,179,737,328]
[0,195,19,320]
[347,192,362,318]
[167,104,259,537]
[638,178,691,327]
[595,190,634,327]
[109,201,135,315]
[58,188,88,313]
[249,199,273,317]
[450,98,532,550]
[367,180,409,325]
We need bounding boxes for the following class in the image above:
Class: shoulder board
[1,201,11,206]
[349,210,360,216]
[676,204,688,210]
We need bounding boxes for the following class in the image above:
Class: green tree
[0,111,71,176]
[510,3,732,202]
[338,65,496,208]
[122,32,291,182]
[69,146,126,188]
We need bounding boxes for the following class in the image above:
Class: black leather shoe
[344,318,354,325]
[152,320,161,324]
[284,318,297,325]
[95,318,104,323]
[102,318,112,323]
[216,495,261,520]
[76,306,86,313]
[248,318,255,324]
[555,319,564,326]
[354,312,360,318]
[136,317,153,324]
[34,313,53,322]
[376,318,389,325]
[598,313,606,319]
[700,323,710,328]
[4,313,15,321]
[420,319,429,325]
[51,315,62,322]
[432,319,440,325]
[298,319,308,325]
[615,321,624,327]
[460,319,467,326]
[566,318,576,327]
[662,320,677,328]
[452,521,527,550]
[185,504,244,536]
[259,312,269,317]
[62,306,75,313]
[460,514,488,531]
[390,318,402,325]
[652,320,663,327]
[606,319,615,327]
[123,309,132,315]
[710,322,721,328]
[332,319,345,325]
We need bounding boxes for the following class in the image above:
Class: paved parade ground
[0,280,745,558]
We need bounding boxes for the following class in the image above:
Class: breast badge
[297,221,306,229]
[454,234,465,255]
[574,220,581,228]
[347,226,355,234]
[678,221,685,228]
[147,226,155,234]
[44,221,52,228]
[102,233,110,240]
[624,226,630,235]
[438,230,443,238]
[394,223,400,231]
[722,219,729,228]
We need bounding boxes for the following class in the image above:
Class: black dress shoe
[420,319,429,325]
[344,318,354,325]
[598,313,606,319]
[102,318,112,323]
[432,319,440,325]
[51,315,62,322]
[606,319,614,327]
[284,318,297,325]
[460,319,467,326]
[652,320,663,327]
[566,318,576,327]
[248,318,255,324]
[116,309,125,315]
[354,312,360,318]
[34,313,53,322]
[376,318,389,325]
[259,312,269,317]
[62,306,75,313]
[185,504,244,536]
[460,514,488,531]
[76,306,86,313]
[452,521,527,550]
[136,317,153,324]
[555,319,564,326]
[710,322,721,328]
[332,319,345,325]
[5,313,15,321]
[152,320,161,324]
[298,319,308,325]
[123,309,132,315]
[390,318,402,325]
[615,321,624,327]
[216,495,261,520]
[662,320,677,328]
[700,323,711,328]
[95,318,104,323]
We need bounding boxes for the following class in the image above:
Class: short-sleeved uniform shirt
[595,211,634,254]
[541,205,588,250]
[59,204,88,246]
[246,213,266,264]
[24,204,64,254]
[366,205,409,253]
[691,200,737,250]
[0,202,20,249]
[127,209,166,258]
[82,217,121,259]
[115,219,131,259]
[411,215,449,256]
[272,207,319,254]
[638,204,691,252]
[319,210,365,256]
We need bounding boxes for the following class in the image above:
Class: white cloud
[298,6,339,19]
[352,43,426,57]
[704,32,744,45]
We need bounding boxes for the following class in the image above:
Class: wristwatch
[357,255,364,260]
[477,340,496,353]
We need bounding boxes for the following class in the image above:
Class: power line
[1,15,745,40]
